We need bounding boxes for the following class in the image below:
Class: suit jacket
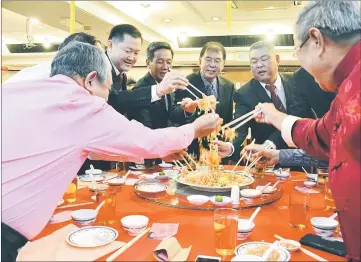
[289,68,336,118]
[105,52,153,118]
[170,71,235,157]
[232,74,295,159]
[131,72,173,129]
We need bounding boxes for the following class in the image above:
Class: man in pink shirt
[2,42,220,260]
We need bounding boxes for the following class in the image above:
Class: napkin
[17,224,125,261]
[153,237,191,262]
[148,223,179,240]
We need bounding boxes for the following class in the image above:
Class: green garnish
[215,195,223,202]
[159,171,165,176]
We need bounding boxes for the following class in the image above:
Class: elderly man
[2,42,221,261]
[250,1,360,260]
[170,41,235,159]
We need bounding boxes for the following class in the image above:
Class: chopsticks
[106,227,150,262]
[56,201,94,209]
[181,155,194,171]
[222,110,259,130]
[243,144,272,173]
[187,82,207,97]
[232,138,256,172]
[185,152,199,169]
[274,234,328,261]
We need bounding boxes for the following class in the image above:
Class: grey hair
[249,41,276,54]
[296,1,361,43]
[50,42,111,84]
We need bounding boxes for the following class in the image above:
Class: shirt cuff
[264,140,277,149]
[226,142,235,157]
[281,115,301,148]
[151,84,161,103]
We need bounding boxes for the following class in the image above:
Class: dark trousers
[1,223,28,262]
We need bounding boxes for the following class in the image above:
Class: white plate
[107,178,125,186]
[159,163,173,168]
[187,195,210,205]
[175,174,254,193]
[135,183,167,193]
[66,226,118,248]
[78,175,105,182]
[235,242,290,262]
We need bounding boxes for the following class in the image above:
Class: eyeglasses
[293,35,310,58]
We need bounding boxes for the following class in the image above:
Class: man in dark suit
[131,42,174,129]
[289,67,336,118]
[215,41,295,159]
[170,41,235,159]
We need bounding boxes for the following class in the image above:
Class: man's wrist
[271,112,288,130]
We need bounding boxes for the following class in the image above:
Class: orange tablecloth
[36,167,345,261]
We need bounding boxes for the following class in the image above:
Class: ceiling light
[140,2,151,8]
[163,18,172,23]
[29,17,39,24]
[212,16,220,21]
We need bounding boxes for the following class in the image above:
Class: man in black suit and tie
[170,41,235,159]
[215,41,295,159]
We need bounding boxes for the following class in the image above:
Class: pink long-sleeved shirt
[2,75,194,239]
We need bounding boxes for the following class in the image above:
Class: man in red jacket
[250,1,361,260]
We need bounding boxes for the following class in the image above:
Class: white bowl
[278,239,301,253]
[311,217,338,237]
[210,196,232,206]
[231,255,262,262]
[274,170,291,178]
[71,209,97,227]
[237,219,255,240]
[85,169,103,175]
[107,178,125,186]
[304,181,316,187]
[187,195,210,206]
[256,185,277,194]
[121,215,149,236]
[240,189,262,198]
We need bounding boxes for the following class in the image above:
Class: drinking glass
[96,187,117,225]
[214,208,238,256]
[289,188,310,229]
[63,177,77,203]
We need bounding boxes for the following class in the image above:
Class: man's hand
[181,98,199,114]
[241,144,280,168]
[192,113,221,138]
[212,140,233,158]
[161,150,187,162]
[156,71,188,97]
[254,103,288,130]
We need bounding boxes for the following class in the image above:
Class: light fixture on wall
[212,16,220,21]
[163,18,172,23]
[29,17,40,24]
[43,38,52,49]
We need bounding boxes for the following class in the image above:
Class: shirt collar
[106,51,122,76]
[200,73,217,87]
[334,41,361,87]
[259,73,282,91]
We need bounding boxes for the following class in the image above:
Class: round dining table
[36,166,345,261]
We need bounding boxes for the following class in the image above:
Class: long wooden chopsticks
[274,234,328,261]
[243,144,272,173]
[231,138,256,172]
[56,201,94,209]
[106,227,150,261]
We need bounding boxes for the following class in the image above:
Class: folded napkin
[17,224,125,261]
[153,237,191,262]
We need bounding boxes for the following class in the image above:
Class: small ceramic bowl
[237,218,255,240]
[187,195,210,206]
[256,185,277,194]
[304,181,316,187]
[278,239,301,253]
[121,215,149,236]
[210,196,232,206]
[274,170,291,179]
[71,209,97,227]
[311,217,338,237]
[240,189,262,198]
[85,169,102,175]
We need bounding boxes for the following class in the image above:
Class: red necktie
[265,85,286,113]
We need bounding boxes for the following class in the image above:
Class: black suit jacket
[131,72,172,129]
[170,71,234,157]
[232,74,295,159]
[289,68,336,118]
[105,52,153,118]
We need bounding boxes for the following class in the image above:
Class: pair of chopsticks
[221,109,262,132]
[243,143,273,173]
[232,138,255,172]
[56,201,94,210]
[106,227,150,261]
[274,235,328,261]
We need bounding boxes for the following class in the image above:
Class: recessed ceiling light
[212,16,220,21]
[140,2,151,8]
[163,18,172,23]
[29,17,40,24]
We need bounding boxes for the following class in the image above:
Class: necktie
[205,83,215,97]
[265,84,286,113]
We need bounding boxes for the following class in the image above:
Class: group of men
[2,1,360,261]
